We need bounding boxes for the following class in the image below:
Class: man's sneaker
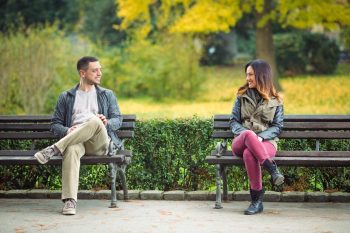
[34,146,58,164]
[62,199,77,215]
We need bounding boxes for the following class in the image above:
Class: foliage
[274,32,340,75]
[115,35,203,100]
[303,33,340,74]
[118,0,350,35]
[0,24,103,115]
[0,0,80,32]
[340,27,350,51]
[200,33,235,66]
[126,118,214,191]
[274,33,307,75]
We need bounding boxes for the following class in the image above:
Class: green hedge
[1,118,350,192]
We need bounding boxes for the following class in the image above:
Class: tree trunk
[255,0,282,91]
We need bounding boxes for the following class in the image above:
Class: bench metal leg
[109,162,118,208]
[215,164,223,209]
[117,164,129,200]
[222,166,228,201]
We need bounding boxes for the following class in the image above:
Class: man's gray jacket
[51,84,123,148]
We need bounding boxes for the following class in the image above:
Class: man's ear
[79,69,85,78]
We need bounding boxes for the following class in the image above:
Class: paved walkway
[1,199,350,233]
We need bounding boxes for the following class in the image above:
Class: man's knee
[87,115,104,129]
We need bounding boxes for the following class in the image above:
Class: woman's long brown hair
[237,59,282,102]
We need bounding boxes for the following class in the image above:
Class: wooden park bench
[0,114,136,208]
[206,114,350,208]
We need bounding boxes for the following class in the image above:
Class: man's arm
[105,90,123,131]
[51,93,69,138]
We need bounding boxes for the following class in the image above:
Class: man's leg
[34,116,108,164]
[55,116,108,155]
[61,143,85,215]
[61,144,85,201]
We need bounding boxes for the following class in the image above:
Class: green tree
[116,0,350,89]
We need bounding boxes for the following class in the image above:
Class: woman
[229,59,284,215]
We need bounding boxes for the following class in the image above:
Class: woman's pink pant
[232,130,276,190]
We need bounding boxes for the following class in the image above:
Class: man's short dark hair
[77,56,99,71]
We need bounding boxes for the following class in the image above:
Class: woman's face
[246,65,256,88]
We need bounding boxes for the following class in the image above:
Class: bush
[303,33,340,74]
[274,32,340,75]
[200,33,235,66]
[0,24,98,114]
[115,35,203,100]
[274,33,307,75]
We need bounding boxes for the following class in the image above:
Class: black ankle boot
[263,159,284,186]
[244,189,264,215]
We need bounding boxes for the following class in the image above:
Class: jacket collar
[67,84,105,96]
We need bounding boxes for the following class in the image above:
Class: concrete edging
[0,190,350,202]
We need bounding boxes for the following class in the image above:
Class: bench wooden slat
[212,131,350,139]
[0,150,132,157]
[211,150,350,157]
[214,121,350,130]
[0,122,135,131]
[214,114,350,122]
[0,154,127,165]
[0,131,135,139]
[205,155,350,167]
[0,114,136,122]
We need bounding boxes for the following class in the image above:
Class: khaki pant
[54,116,109,201]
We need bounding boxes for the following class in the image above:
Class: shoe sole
[34,153,47,164]
[274,176,284,186]
[244,208,264,215]
[62,210,76,215]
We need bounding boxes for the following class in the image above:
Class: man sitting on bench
[34,56,122,215]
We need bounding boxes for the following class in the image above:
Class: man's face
[80,61,102,85]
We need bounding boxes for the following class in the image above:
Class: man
[34,56,122,215]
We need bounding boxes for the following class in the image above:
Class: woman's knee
[241,130,256,139]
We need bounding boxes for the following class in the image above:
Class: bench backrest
[0,115,136,140]
[213,114,350,140]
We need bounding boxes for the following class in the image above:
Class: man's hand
[98,114,108,126]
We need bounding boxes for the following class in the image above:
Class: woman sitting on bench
[229,59,284,215]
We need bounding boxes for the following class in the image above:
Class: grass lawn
[119,63,350,119]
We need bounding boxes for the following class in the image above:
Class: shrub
[274,32,340,75]
[303,33,340,74]
[115,35,203,100]
[200,33,235,66]
[274,33,307,75]
[0,24,97,114]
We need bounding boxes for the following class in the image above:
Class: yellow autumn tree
[117,0,350,88]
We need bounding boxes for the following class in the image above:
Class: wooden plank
[211,150,350,157]
[214,114,350,122]
[0,114,136,123]
[214,121,350,130]
[0,150,132,157]
[205,155,350,167]
[212,131,350,139]
[0,122,135,131]
[0,130,134,139]
[0,154,128,165]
